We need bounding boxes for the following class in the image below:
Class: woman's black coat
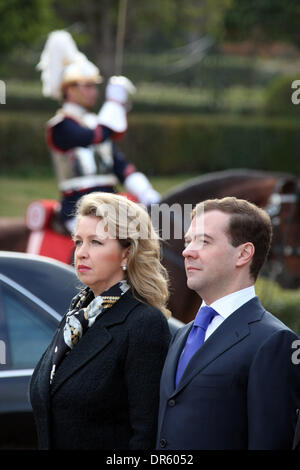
[30,290,171,450]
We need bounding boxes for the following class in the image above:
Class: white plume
[37,30,97,100]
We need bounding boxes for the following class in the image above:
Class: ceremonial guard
[37,30,160,232]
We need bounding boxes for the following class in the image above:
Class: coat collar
[164,297,265,397]
[50,291,140,394]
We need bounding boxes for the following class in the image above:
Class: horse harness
[264,176,300,258]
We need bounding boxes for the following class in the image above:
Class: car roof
[0,251,81,316]
[0,251,185,332]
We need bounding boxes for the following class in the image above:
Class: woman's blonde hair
[75,192,171,318]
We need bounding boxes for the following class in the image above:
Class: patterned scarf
[50,280,130,384]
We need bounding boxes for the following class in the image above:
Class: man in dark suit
[157,196,300,450]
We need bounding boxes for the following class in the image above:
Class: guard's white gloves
[124,172,161,206]
[105,76,136,104]
[98,76,136,133]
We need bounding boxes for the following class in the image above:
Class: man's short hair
[192,197,273,280]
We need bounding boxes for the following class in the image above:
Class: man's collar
[201,285,256,319]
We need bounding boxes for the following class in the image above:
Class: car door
[0,273,59,448]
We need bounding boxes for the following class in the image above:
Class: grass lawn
[0,174,193,217]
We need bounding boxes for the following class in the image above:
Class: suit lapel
[50,292,140,394]
[162,323,192,396]
[167,297,265,396]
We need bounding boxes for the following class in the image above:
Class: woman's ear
[122,246,130,263]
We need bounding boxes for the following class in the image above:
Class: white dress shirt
[201,285,256,341]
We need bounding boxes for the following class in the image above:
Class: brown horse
[0,218,29,252]
[1,169,300,323]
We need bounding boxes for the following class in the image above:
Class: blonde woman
[30,192,171,450]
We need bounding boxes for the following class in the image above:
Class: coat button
[168,399,176,407]
[160,439,167,448]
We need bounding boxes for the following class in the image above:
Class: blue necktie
[175,306,218,387]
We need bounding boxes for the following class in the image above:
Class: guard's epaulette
[47,110,67,128]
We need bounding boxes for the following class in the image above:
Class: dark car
[0,251,81,448]
[0,251,183,449]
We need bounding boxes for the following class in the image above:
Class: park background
[1,0,300,331]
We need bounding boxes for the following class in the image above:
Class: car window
[2,284,58,369]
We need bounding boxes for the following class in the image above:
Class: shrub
[264,74,300,116]
[119,113,300,175]
[1,111,300,176]
[0,112,50,173]
[256,277,300,335]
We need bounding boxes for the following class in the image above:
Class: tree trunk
[83,0,116,79]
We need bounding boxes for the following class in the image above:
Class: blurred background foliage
[2,0,300,326]
[1,0,300,176]
[256,277,300,335]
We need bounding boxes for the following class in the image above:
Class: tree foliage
[0,0,57,52]
[50,0,233,76]
[1,0,300,79]
[224,0,300,46]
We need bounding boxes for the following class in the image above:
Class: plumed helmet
[37,30,102,100]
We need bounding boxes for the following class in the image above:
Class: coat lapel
[162,323,192,396]
[30,328,61,445]
[50,292,140,394]
[167,297,265,397]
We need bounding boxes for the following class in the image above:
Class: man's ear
[236,242,255,268]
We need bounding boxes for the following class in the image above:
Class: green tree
[51,0,233,77]
[51,0,182,76]
[224,0,300,46]
[0,0,57,52]
[0,0,234,78]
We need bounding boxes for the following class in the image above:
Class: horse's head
[264,176,300,288]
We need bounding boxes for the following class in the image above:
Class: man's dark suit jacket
[293,411,300,449]
[156,297,300,450]
[30,291,170,450]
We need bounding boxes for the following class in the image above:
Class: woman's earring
[121,265,127,271]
